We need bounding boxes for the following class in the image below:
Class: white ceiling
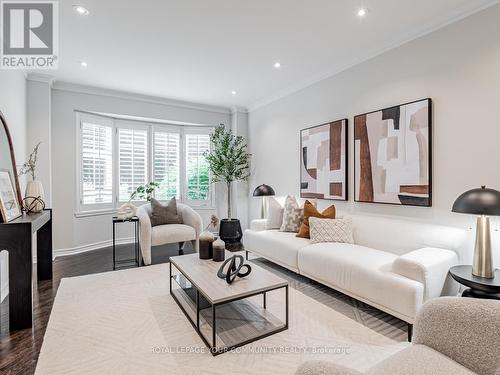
[51,0,498,110]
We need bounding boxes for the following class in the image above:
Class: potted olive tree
[204,124,251,243]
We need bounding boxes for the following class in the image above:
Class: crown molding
[231,106,248,114]
[27,73,56,85]
[247,0,500,112]
[51,81,232,115]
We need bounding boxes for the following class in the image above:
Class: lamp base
[472,216,494,279]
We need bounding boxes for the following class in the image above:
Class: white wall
[0,70,27,302]
[248,5,500,265]
[50,83,232,253]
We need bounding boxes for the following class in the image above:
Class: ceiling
[50,0,498,110]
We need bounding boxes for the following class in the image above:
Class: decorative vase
[25,180,45,213]
[199,230,214,259]
[219,219,242,243]
[116,202,137,220]
[212,237,225,262]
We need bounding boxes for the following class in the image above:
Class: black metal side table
[449,265,500,300]
[112,216,141,270]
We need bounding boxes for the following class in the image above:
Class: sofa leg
[178,242,185,255]
[245,250,249,261]
[407,323,413,342]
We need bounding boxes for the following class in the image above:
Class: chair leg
[407,323,413,342]
[178,242,185,255]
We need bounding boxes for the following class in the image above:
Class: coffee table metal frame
[169,261,289,356]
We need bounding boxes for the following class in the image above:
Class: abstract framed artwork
[300,119,348,201]
[354,98,432,207]
[0,169,22,222]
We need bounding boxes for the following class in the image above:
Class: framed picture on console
[0,169,22,222]
[300,119,348,201]
[354,98,432,207]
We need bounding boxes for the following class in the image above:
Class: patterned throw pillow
[296,200,336,239]
[280,196,304,232]
[309,217,354,244]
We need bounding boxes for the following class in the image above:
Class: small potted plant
[204,124,251,243]
[117,182,160,219]
[19,142,44,212]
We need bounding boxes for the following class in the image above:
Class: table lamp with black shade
[452,186,500,278]
[253,184,275,219]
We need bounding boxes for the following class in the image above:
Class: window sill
[75,205,216,218]
[75,209,117,218]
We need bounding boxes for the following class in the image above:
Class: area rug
[35,259,409,375]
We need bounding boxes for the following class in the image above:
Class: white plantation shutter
[185,133,210,202]
[118,127,148,202]
[153,131,180,200]
[80,121,113,205]
[77,112,215,213]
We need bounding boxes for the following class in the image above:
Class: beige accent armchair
[296,297,500,375]
[136,203,202,265]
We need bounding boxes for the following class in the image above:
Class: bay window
[76,112,214,215]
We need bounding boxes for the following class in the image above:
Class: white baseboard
[54,237,135,259]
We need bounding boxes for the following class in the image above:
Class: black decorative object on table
[217,255,252,284]
[449,265,500,300]
[112,216,141,270]
[23,196,46,213]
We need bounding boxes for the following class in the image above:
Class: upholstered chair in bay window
[136,202,202,265]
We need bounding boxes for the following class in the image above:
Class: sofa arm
[250,219,268,231]
[391,247,458,301]
[295,361,363,375]
[177,203,202,252]
[178,204,203,237]
[136,205,152,265]
[414,297,500,375]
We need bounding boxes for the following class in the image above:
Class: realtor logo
[1,1,58,69]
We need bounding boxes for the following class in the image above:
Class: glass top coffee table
[169,251,289,355]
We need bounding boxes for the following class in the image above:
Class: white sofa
[243,214,467,334]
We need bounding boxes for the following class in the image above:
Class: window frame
[75,111,215,216]
[75,112,115,215]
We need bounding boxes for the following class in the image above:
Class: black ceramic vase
[219,219,242,243]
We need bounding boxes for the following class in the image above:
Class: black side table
[449,265,500,300]
[112,216,141,270]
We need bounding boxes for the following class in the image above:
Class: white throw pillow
[265,197,284,230]
[309,217,354,244]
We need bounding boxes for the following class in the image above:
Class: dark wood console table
[0,209,52,331]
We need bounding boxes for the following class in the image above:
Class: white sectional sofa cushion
[243,213,467,324]
[243,229,310,272]
[298,242,423,321]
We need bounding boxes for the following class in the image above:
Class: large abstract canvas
[354,98,432,206]
[300,119,347,200]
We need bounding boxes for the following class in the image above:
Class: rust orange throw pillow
[296,200,336,238]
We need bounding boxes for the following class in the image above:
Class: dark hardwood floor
[0,241,210,375]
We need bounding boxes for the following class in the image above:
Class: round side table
[449,265,500,300]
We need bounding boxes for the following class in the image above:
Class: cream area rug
[35,259,409,375]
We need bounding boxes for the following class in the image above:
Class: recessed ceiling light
[231,90,237,95]
[80,61,88,67]
[273,62,281,69]
[73,5,89,15]
[357,8,367,17]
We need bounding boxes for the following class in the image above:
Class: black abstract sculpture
[217,255,252,284]
[22,196,46,214]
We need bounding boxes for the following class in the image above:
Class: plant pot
[25,180,45,213]
[219,219,242,243]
